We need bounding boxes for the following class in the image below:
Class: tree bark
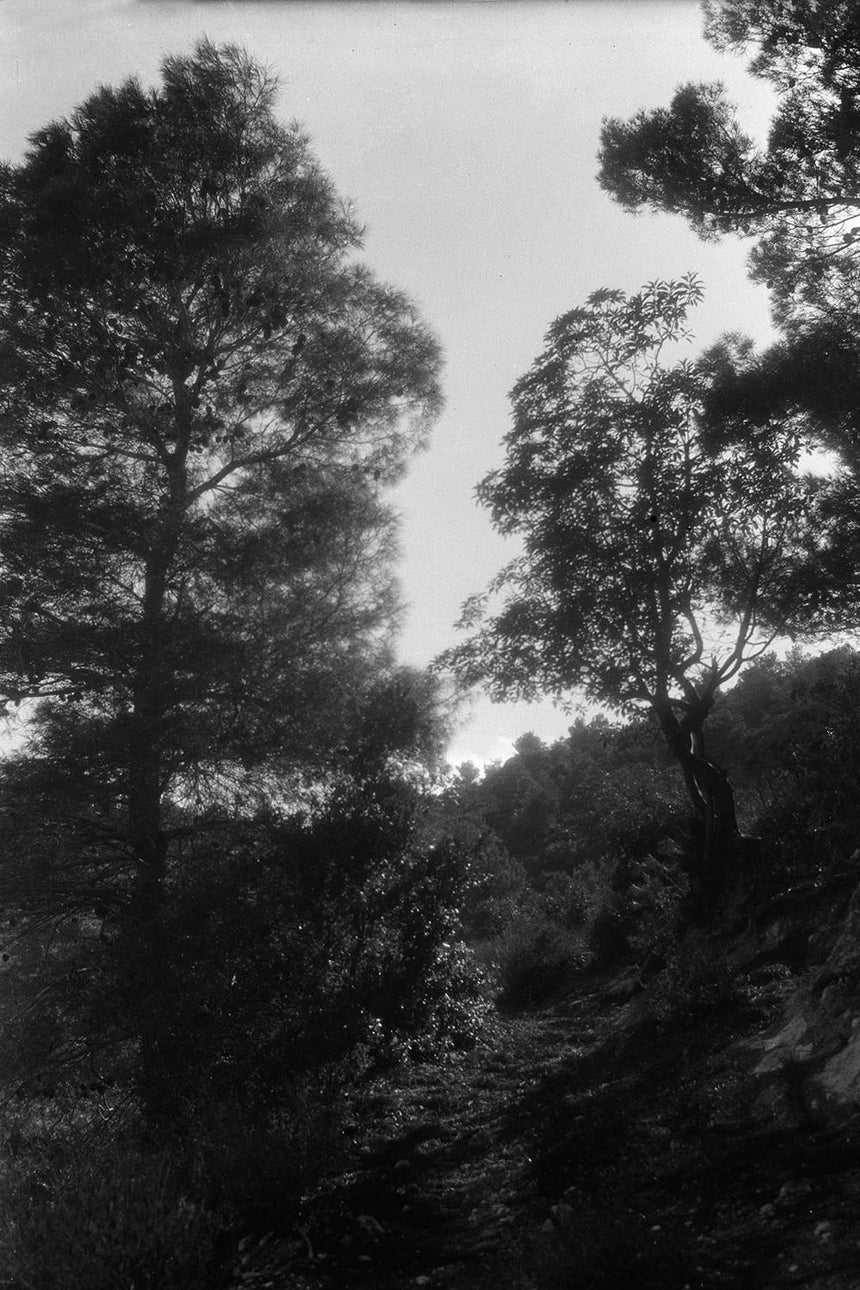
[687,752,738,917]
[122,479,185,1120]
[654,700,738,920]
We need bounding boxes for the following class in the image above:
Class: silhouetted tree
[598,5,860,643]
[442,279,817,911]
[707,644,860,879]
[598,1,860,327]
[0,41,442,1112]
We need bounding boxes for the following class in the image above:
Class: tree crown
[442,279,815,727]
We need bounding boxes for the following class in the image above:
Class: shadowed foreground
[226,967,860,1290]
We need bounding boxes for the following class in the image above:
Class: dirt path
[317,992,603,1289]
[226,988,604,1290]
[229,978,860,1290]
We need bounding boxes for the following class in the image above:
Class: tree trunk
[654,701,738,920]
[687,752,738,917]
[122,501,183,1121]
[124,680,174,1120]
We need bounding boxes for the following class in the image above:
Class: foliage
[647,930,739,1028]
[598,0,860,508]
[437,717,692,971]
[455,835,531,941]
[91,773,485,1117]
[494,914,589,1008]
[458,724,678,877]
[2,1143,221,1290]
[444,279,810,717]
[599,3,860,323]
[617,851,689,965]
[442,278,817,908]
[0,39,441,900]
[527,1199,697,1290]
[0,40,447,1122]
[453,644,860,978]
[600,81,767,239]
[0,664,461,1108]
[181,1082,349,1236]
[710,645,860,876]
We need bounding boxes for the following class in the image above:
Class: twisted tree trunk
[654,700,738,920]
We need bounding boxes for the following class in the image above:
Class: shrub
[526,1198,697,1290]
[495,915,589,1007]
[552,860,617,929]
[647,930,739,1027]
[179,1081,347,1236]
[2,1144,220,1290]
[623,853,688,962]
[104,774,487,1120]
[457,838,530,941]
[589,851,687,970]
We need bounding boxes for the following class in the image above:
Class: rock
[752,1013,813,1073]
[812,967,843,997]
[817,1028,860,1101]
[823,882,860,975]
[819,981,843,1007]
[776,1179,813,1206]
[414,1138,444,1158]
[602,972,643,1005]
[357,1214,385,1239]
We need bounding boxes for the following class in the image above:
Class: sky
[0,0,780,767]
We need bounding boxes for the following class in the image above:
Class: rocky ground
[226,965,860,1290]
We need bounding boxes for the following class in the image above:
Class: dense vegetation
[5,7,860,1288]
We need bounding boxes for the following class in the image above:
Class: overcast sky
[1,0,779,766]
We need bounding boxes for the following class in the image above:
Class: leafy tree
[597,5,860,636]
[598,1,860,326]
[708,644,860,853]
[441,721,679,880]
[0,42,442,1110]
[106,774,480,1114]
[442,279,816,910]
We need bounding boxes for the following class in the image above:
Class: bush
[623,853,688,962]
[526,1198,697,1290]
[647,930,739,1027]
[495,915,589,1007]
[589,851,687,970]
[104,774,487,1120]
[457,838,530,941]
[554,860,618,929]
[2,1143,220,1290]
[179,1079,347,1236]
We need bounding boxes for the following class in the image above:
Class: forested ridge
[6,9,860,1288]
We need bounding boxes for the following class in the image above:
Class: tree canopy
[597,0,860,656]
[442,277,818,904]
[598,1,860,328]
[0,40,443,873]
[0,40,447,1117]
